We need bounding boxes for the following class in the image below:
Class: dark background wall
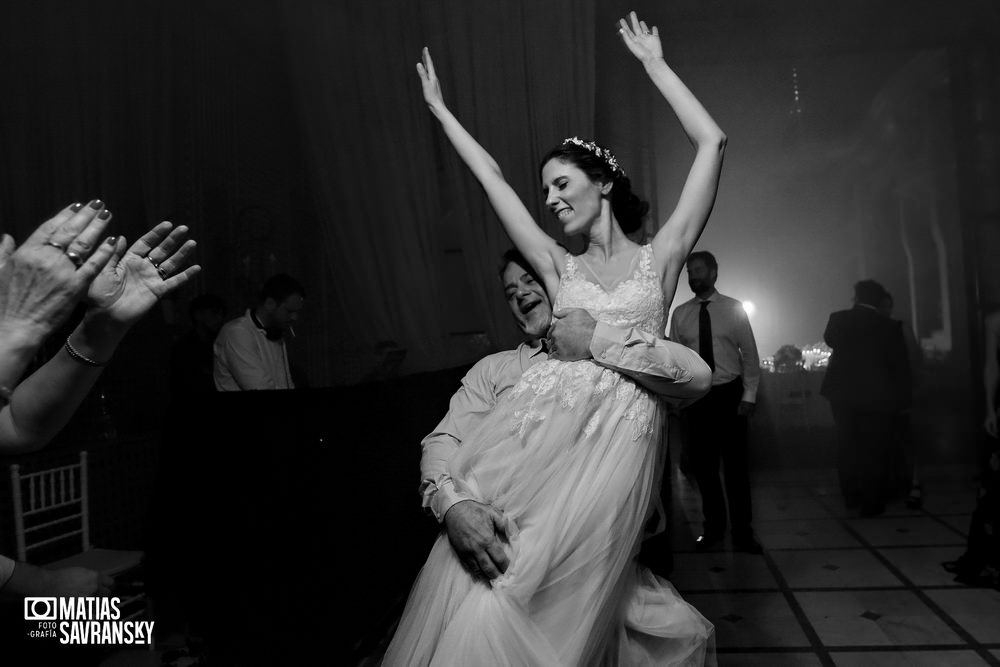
[2,0,997,386]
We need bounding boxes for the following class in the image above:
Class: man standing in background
[670,251,762,553]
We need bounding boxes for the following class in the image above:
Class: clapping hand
[87,222,200,329]
[0,202,116,342]
[416,47,446,109]
[618,11,663,64]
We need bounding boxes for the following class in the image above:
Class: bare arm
[0,203,118,451]
[0,204,116,393]
[416,48,565,297]
[0,223,199,453]
[618,13,726,297]
[0,315,120,453]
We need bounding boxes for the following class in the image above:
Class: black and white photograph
[1,1,999,665]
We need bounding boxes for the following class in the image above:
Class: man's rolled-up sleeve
[419,357,499,521]
[590,321,711,405]
[736,309,761,403]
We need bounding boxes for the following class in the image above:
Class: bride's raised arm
[618,12,726,297]
[416,48,565,297]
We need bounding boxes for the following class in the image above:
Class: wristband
[64,337,108,367]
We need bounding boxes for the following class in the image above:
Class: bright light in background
[742,300,756,318]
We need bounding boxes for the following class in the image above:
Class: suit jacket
[820,305,912,413]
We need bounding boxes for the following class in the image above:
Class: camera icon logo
[24,597,58,621]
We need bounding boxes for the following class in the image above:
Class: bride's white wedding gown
[384,244,713,666]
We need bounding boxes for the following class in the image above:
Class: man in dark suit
[821,280,912,516]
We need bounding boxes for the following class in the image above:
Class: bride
[385,11,726,665]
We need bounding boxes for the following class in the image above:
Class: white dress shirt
[213,310,294,391]
[420,323,712,521]
[669,291,761,403]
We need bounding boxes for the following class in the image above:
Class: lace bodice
[553,244,665,337]
[502,244,665,442]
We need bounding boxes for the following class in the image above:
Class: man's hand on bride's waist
[444,500,510,582]
[546,309,597,362]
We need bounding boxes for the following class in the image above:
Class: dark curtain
[0,0,319,399]
[0,0,655,388]
[279,0,597,371]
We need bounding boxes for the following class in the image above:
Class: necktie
[699,301,715,373]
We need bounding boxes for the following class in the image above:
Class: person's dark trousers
[683,377,753,540]
[887,411,915,498]
[830,402,893,514]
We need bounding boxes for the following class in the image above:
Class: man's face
[502,261,551,339]
[686,258,717,295]
[264,294,304,331]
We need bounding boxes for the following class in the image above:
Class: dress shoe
[941,559,962,574]
[694,533,722,551]
[732,535,764,554]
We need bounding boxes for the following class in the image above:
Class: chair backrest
[9,451,90,562]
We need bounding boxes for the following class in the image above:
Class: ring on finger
[44,240,66,251]
[65,250,84,268]
[156,266,168,280]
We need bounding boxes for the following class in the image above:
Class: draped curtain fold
[0,0,177,240]
[0,0,193,428]
[2,0,605,386]
[279,0,596,368]
[0,0,313,408]
[279,1,450,374]
[422,0,597,351]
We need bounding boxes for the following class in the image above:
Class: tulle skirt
[384,359,714,666]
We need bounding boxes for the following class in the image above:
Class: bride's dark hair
[539,140,649,234]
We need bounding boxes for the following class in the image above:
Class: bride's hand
[416,47,446,109]
[618,11,663,64]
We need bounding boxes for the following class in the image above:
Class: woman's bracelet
[64,336,109,368]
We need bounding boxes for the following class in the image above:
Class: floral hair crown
[562,136,626,178]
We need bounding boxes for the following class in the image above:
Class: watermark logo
[24,597,58,621]
[23,597,154,645]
